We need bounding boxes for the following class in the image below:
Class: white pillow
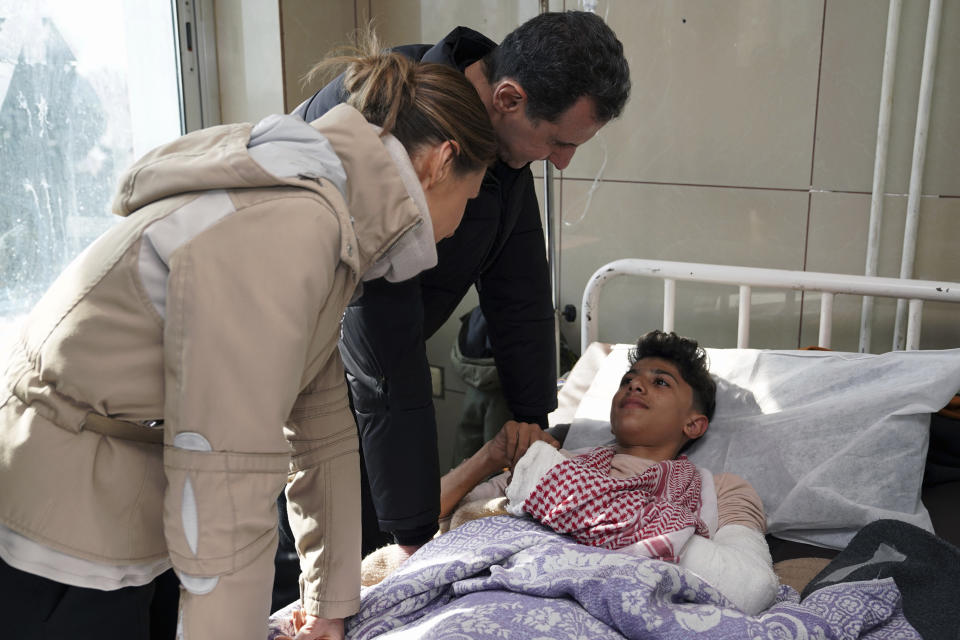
[562,344,960,549]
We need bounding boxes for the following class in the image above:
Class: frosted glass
[0,0,182,319]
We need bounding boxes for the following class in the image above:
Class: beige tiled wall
[277,0,960,469]
[280,0,560,111]
[803,192,960,352]
[559,179,812,349]
[280,0,356,112]
[814,0,960,196]
[563,1,823,189]
[368,0,553,44]
[557,0,959,354]
[216,0,285,123]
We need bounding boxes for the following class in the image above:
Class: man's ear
[490,79,527,115]
[683,414,708,441]
[417,141,457,191]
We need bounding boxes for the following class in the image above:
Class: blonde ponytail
[342,51,417,137]
[304,28,496,174]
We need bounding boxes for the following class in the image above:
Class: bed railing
[580,259,960,353]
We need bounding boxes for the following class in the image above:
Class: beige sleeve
[161,196,355,638]
[285,359,361,619]
[714,472,767,532]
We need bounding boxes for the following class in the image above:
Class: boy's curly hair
[629,330,716,421]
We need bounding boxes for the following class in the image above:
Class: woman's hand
[286,610,344,640]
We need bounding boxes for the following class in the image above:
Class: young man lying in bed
[364,330,779,614]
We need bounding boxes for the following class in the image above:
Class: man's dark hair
[629,330,716,422]
[483,11,630,123]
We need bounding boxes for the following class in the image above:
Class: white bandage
[504,441,568,515]
[679,524,779,615]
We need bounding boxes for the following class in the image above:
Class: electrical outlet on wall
[429,365,444,398]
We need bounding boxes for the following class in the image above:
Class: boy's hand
[484,420,559,471]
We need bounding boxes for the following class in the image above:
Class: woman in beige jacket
[0,45,496,640]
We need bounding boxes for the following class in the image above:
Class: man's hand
[440,421,559,520]
[286,611,344,640]
[483,420,559,471]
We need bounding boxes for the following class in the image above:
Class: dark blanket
[802,519,960,640]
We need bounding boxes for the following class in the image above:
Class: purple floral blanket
[270,516,920,639]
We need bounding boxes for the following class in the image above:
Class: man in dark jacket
[278,11,630,588]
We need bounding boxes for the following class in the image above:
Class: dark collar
[403,26,497,71]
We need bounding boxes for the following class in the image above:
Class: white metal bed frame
[581,259,960,353]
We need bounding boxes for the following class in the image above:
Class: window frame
[174,0,220,132]
[0,0,220,328]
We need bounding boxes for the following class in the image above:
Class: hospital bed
[270,258,960,640]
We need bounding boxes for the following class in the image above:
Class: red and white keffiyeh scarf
[522,446,710,562]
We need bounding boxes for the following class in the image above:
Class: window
[0,0,214,338]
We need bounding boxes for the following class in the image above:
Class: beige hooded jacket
[0,104,435,638]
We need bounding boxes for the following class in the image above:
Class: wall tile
[813,0,960,197]
[562,0,823,190]
[279,0,355,113]
[558,179,810,353]
[218,0,285,123]
[802,191,960,351]
[370,0,555,47]
[274,0,960,405]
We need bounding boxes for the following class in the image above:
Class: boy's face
[610,357,699,454]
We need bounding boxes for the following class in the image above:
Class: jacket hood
[110,105,435,280]
[358,128,436,283]
[307,105,437,280]
[110,121,280,216]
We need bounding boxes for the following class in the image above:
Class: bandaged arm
[679,473,777,615]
